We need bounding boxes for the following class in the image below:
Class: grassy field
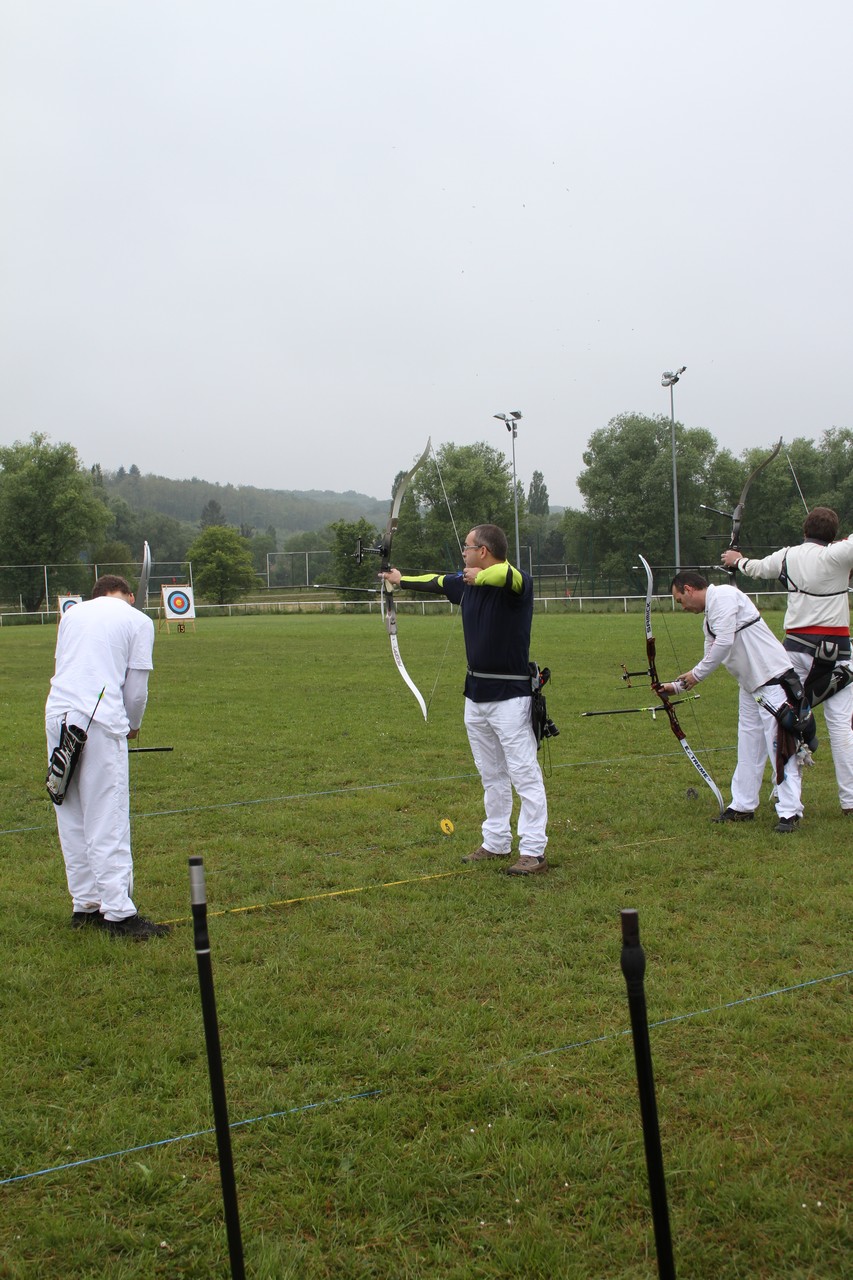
[0,610,849,1278]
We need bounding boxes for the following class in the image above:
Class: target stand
[56,595,83,629]
[159,585,197,633]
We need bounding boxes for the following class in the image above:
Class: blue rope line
[0,773,477,835]
[0,1089,381,1187]
[3,970,849,1188]
[493,970,851,1069]
[0,747,737,836]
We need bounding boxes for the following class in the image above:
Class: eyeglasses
[462,542,483,552]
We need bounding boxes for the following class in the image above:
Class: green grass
[0,612,849,1278]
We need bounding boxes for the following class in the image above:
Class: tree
[527,470,550,516]
[809,428,853,523]
[282,528,332,553]
[410,441,518,570]
[94,540,135,579]
[184,526,258,604]
[328,518,380,589]
[0,434,110,608]
[246,528,277,574]
[577,413,720,578]
[200,499,227,528]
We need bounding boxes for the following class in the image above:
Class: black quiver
[529,662,559,749]
[46,719,88,806]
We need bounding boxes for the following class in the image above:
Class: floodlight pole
[661,368,686,572]
[494,411,522,566]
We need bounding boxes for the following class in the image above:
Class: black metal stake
[189,856,246,1280]
[620,908,676,1280]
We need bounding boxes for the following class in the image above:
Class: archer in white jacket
[660,574,803,832]
[722,506,853,814]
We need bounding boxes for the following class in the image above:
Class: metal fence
[0,590,790,626]
[0,561,191,615]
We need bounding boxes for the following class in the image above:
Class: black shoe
[104,913,172,940]
[712,807,755,823]
[70,910,105,930]
[773,816,801,835]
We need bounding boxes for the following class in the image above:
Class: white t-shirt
[45,596,155,735]
[692,584,791,693]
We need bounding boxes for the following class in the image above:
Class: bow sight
[354,536,384,566]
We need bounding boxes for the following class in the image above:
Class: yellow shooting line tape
[607,836,679,849]
[161,836,679,927]
[162,868,470,926]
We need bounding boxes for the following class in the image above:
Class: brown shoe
[505,855,549,876]
[461,846,508,863]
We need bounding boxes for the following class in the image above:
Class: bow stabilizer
[580,694,701,718]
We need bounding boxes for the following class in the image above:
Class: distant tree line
[106,466,386,533]
[1,420,850,609]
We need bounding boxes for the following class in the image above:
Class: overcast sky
[1,1,850,509]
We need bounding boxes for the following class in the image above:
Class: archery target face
[59,596,83,613]
[162,586,196,619]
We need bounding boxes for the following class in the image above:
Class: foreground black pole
[128,746,174,753]
[620,908,676,1280]
[189,856,246,1280]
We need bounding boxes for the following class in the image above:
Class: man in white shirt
[659,572,804,833]
[45,575,170,939]
[721,506,853,816]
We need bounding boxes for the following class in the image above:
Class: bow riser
[639,554,725,814]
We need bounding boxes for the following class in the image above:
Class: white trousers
[46,717,137,920]
[464,697,548,858]
[729,683,803,819]
[788,649,853,809]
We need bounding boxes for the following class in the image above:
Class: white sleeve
[123,668,150,731]
[128,613,155,672]
[691,589,739,682]
[736,547,787,580]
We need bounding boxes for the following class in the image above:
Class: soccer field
[0,613,849,1278]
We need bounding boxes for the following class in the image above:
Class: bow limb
[379,437,432,720]
[726,437,782,575]
[135,541,152,611]
[639,554,725,813]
